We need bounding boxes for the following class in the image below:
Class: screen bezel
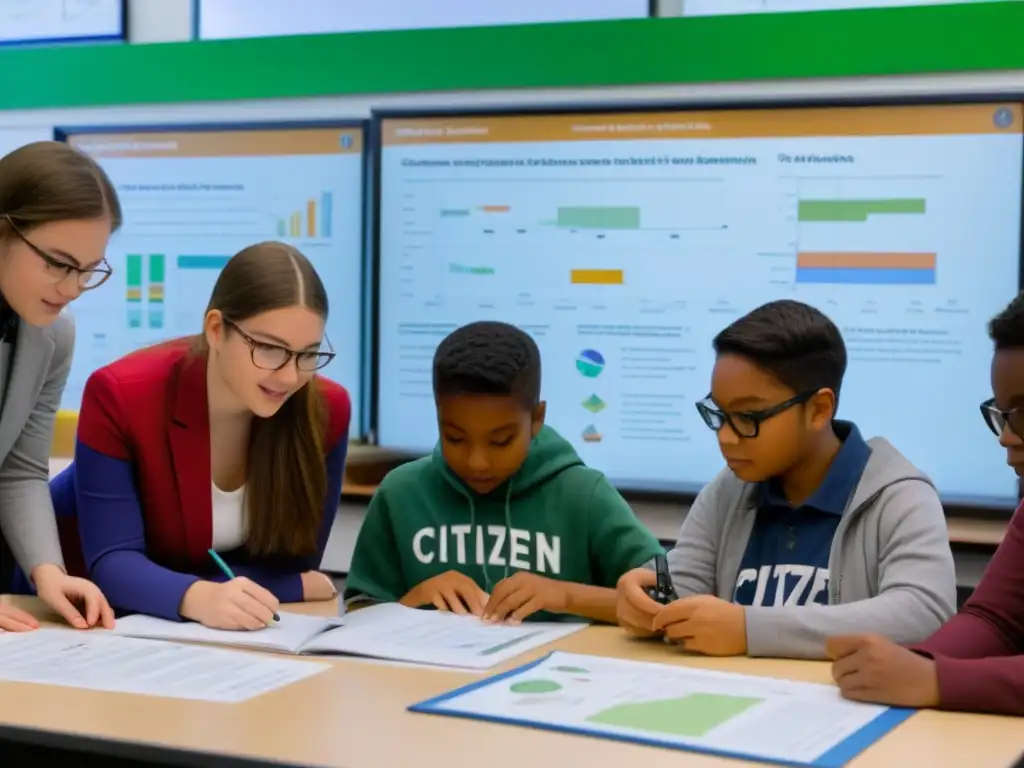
[369,95,1024,515]
[53,118,373,442]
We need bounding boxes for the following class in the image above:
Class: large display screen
[0,0,124,45]
[196,0,650,40]
[59,123,367,437]
[376,102,1024,506]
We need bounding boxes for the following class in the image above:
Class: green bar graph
[798,198,927,222]
[277,219,286,236]
[449,263,495,275]
[556,206,641,230]
[440,208,471,217]
[148,253,165,284]
[126,254,142,292]
[126,254,143,330]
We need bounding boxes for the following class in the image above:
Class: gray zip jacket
[665,437,957,659]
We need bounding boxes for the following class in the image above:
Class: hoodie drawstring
[478,479,515,592]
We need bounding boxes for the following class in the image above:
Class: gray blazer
[0,312,73,574]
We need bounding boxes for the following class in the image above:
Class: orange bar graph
[797,251,936,269]
[571,269,624,285]
[479,205,511,213]
[307,200,316,238]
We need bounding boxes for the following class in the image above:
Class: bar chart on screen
[377,104,1024,502]
[59,126,365,435]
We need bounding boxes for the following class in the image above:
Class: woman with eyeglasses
[0,141,119,632]
[49,242,349,629]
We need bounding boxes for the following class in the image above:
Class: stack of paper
[109,603,589,670]
[0,629,327,702]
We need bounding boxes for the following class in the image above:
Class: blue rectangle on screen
[322,192,333,237]
[795,267,936,285]
[177,255,231,270]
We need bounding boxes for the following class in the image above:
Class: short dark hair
[433,321,541,407]
[713,299,847,404]
[989,292,1024,350]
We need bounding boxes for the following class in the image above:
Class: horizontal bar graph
[440,208,471,217]
[798,198,927,222]
[796,251,936,285]
[479,205,510,213]
[178,255,231,270]
[571,268,624,285]
[449,262,495,275]
[557,206,641,230]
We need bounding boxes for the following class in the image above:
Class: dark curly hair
[432,321,541,408]
[989,292,1024,350]
[713,299,847,406]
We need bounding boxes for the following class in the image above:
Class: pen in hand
[208,548,281,623]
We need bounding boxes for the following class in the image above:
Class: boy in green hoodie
[345,321,664,623]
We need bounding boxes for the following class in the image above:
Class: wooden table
[0,595,1019,767]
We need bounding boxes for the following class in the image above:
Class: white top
[211,483,247,551]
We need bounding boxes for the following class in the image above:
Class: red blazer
[64,339,350,620]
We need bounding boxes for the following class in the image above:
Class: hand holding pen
[177,550,281,631]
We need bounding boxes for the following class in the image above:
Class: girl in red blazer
[55,242,350,629]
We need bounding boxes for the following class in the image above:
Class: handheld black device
[646,553,678,605]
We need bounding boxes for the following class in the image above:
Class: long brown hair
[0,141,122,237]
[195,242,330,557]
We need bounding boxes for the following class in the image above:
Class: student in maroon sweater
[827,293,1024,717]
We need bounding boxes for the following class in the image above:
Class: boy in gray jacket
[616,299,957,659]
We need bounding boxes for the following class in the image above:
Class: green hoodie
[344,426,663,621]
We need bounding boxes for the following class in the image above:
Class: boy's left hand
[651,595,747,656]
[827,634,940,707]
[484,572,570,623]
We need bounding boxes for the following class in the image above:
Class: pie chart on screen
[576,349,605,378]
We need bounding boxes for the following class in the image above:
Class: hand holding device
[615,567,662,637]
[646,553,679,605]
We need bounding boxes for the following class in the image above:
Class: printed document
[109,611,343,653]
[411,651,914,766]
[0,629,327,702]
[110,603,588,669]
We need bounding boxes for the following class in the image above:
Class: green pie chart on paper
[510,679,562,694]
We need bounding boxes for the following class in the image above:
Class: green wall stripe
[2,3,1022,111]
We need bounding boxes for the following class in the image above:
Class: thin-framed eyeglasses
[224,318,336,372]
[3,214,112,291]
[980,397,1024,441]
[695,390,817,439]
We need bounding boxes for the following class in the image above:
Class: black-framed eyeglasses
[696,390,817,439]
[224,318,336,372]
[980,397,1024,440]
[3,214,112,291]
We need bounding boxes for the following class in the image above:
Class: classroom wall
[15,40,1018,592]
